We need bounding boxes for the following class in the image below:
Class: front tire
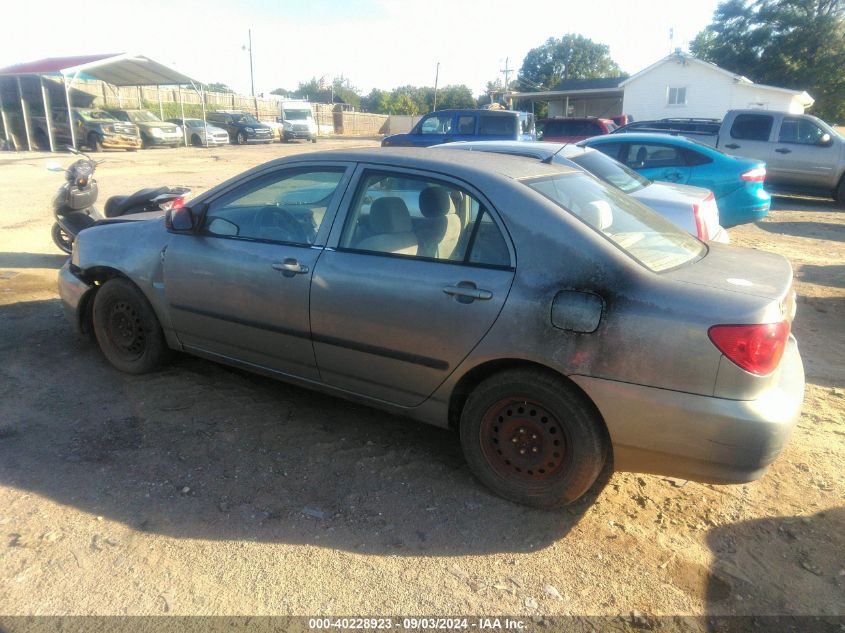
[459,368,608,508]
[92,278,170,374]
[836,176,845,208]
[191,134,202,147]
[236,131,247,145]
[87,133,102,152]
[51,222,73,254]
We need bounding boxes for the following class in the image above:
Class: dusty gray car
[58,148,804,507]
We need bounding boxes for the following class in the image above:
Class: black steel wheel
[51,222,73,254]
[460,368,608,507]
[92,278,170,374]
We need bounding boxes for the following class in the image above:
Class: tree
[361,88,393,113]
[518,34,624,92]
[270,88,291,96]
[205,82,233,93]
[434,85,476,110]
[690,0,845,121]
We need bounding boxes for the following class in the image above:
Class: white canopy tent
[0,53,205,151]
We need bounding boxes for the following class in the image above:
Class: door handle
[272,258,309,276]
[443,282,493,303]
[724,143,740,149]
[775,147,792,154]
[664,171,683,182]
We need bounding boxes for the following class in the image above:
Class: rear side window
[624,143,686,168]
[525,173,706,272]
[730,114,773,141]
[479,115,516,136]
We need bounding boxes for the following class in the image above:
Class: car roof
[588,132,696,144]
[421,109,521,117]
[437,140,591,160]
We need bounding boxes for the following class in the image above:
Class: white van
[278,100,318,143]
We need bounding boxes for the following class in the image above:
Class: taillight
[708,321,789,376]
[741,166,766,182]
[692,204,709,240]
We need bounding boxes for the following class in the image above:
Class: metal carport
[0,53,203,151]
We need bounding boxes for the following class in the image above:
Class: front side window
[667,86,687,106]
[339,171,510,267]
[778,118,827,145]
[730,114,773,141]
[525,172,705,272]
[420,114,453,135]
[202,168,345,245]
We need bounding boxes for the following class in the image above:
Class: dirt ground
[0,141,843,626]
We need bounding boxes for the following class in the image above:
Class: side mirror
[46,160,64,172]
[166,206,195,232]
[819,133,832,147]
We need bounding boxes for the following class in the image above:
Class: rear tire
[836,176,845,208]
[51,222,73,254]
[311,137,317,143]
[459,368,608,508]
[92,278,170,374]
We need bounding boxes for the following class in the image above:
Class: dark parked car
[205,110,274,144]
[59,148,804,507]
[381,109,535,147]
[539,117,616,142]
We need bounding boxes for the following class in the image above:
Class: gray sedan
[437,140,729,243]
[58,148,804,507]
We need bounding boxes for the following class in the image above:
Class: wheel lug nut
[531,434,538,439]
[512,437,518,443]
[519,428,526,434]
[519,449,526,455]
[532,447,538,453]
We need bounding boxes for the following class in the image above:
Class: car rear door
[767,116,839,189]
[163,163,353,379]
[619,141,692,184]
[310,165,516,407]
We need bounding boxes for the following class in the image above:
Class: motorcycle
[48,147,190,254]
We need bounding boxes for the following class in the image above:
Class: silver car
[438,140,729,243]
[58,148,804,508]
[166,118,230,147]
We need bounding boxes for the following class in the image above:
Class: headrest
[582,200,614,230]
[419,186,454,218]
[369,197,412,233]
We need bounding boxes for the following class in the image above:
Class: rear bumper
[571,336,804,483]
[719,186,771,227]
[57,261,94,334]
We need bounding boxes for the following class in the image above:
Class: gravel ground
[0,142,842,627]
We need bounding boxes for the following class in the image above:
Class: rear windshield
[569,150,650,194]
[524,172,706,272]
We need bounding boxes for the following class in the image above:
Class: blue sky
[1,0,723,96]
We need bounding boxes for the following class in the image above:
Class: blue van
[381,109,536,147]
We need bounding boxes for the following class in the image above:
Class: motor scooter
[48,147,189,254]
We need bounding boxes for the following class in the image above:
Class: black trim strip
[311,333,449,371]
[171,304,310,339]
[170,304,449,371]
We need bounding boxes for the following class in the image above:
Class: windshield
[127,111,161,123]
[233,114,259,124]
[569,150,651,194]
[78,110,117,121]
[524,172,706,272]
[283,109,311,120]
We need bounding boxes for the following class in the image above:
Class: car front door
[310,166,516,407]
[163,164,353,379]
[414,113,456,146]
[768,116,839,190]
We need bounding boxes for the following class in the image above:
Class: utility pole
[243,29,257,116]
[433,62,440,111]
[500,57,512,90]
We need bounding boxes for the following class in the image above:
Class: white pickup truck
[615,110,845,205]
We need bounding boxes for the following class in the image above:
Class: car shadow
[702,507,844,630]
[797,264,845,289]
[769,195,839,213]
[756,220,845,243]
[0,252,69,269]
[0,298,608,556]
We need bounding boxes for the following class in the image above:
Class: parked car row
[31,106,319,152]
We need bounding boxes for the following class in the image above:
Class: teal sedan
[582,133,771,227]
